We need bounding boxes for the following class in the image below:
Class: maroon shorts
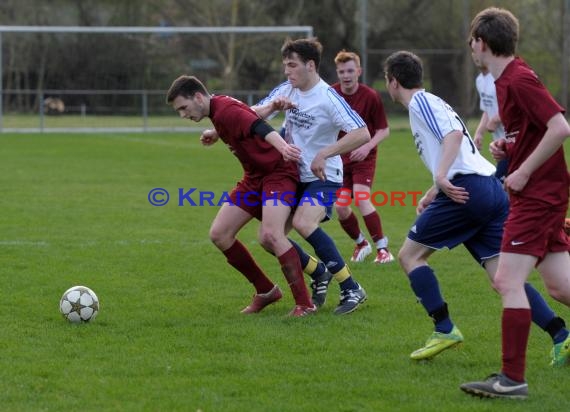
[228,171,298,220]
[501,197,570,260]
[342,156,377,189]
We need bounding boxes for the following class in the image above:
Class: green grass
[0,130,567,411]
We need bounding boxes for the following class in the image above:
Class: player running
[384,50,570,370]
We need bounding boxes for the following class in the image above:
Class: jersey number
[455,115,476,154]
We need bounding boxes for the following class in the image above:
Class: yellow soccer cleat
[550,335,570,367]
[410,326,464,360]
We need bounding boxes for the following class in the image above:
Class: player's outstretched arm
[252,97,297,119]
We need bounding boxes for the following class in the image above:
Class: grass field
[1,129,568,412]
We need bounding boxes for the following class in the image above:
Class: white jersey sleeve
[256,81,294,121]
[259,79,365,182]
[409,90,496,181]
[475,73,486,112]
[476,72,506,141]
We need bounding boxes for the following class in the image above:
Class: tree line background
[0,0,568,118]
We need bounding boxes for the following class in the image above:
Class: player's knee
[397,248,413,272]
[356,199,374,213]
[209,226,230,249]
[491,274,514,296]
[335,204,351,220]
[291,215,312,237]
[258,228,279,251]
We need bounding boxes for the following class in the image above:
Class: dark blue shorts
[408,174,508,265]
[296,180,342,222]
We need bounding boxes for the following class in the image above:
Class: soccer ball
[59,285,99,323]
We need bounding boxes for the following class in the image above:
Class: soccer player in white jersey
[254,38,371,314]
[383,50,570,362]
[473,67,508,181]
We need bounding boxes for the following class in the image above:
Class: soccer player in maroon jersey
[461,7,570,399]
[332,50,394,264]
[166,75,316,317]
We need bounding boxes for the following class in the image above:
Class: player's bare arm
[416,185,438,215]
[311,126,371,180]
[265,131,301,162]
[349,126,390,162]
[486,114,501,132]
[489,138,507,160]
[505,112,570,193]
[473,111,489,150]
[435,130,469,204]
[251,97,297,119]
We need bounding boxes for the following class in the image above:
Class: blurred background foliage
[0,0,568,117]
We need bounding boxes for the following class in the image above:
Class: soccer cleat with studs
[288,304,317,317]
[410,326,464,360]
[460,373,528,400]
[374,248,395,264]
[333,284,367,315]
[550,335,570,367]
[241,285,282,314]
[350,240,372,262]
[310,269,333,308]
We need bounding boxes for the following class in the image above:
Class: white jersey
[408,90,496,181]
[258,79,365,183]
[475,72,505,141]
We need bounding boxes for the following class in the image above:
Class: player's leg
[260,200,315,315]
[293,184,367,315]
[398,237,463,360]
[466,187,570,368]
[352,182,393,264]
[335,163,372,262]
[483,255,570,367]
[282,190,332,308]
[335,188,372,262]
[401,183,487,360]
[287,237,332,308]
[351,158,392,263]
[537,216,570,305]
[461,253,532,398]
[210,203,281,313]
[537,251,570,366]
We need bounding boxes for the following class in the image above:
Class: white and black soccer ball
[59,285,99,323]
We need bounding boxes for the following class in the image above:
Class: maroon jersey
[209,95,298,179]
[331,83,388,162]
[495,57,569,206]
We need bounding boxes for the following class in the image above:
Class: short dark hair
[383,51,423,89]
[470,7,519,57]
[166,75,209,104]
[281,37,323,69]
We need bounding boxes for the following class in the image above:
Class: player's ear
[194,92,206,104]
